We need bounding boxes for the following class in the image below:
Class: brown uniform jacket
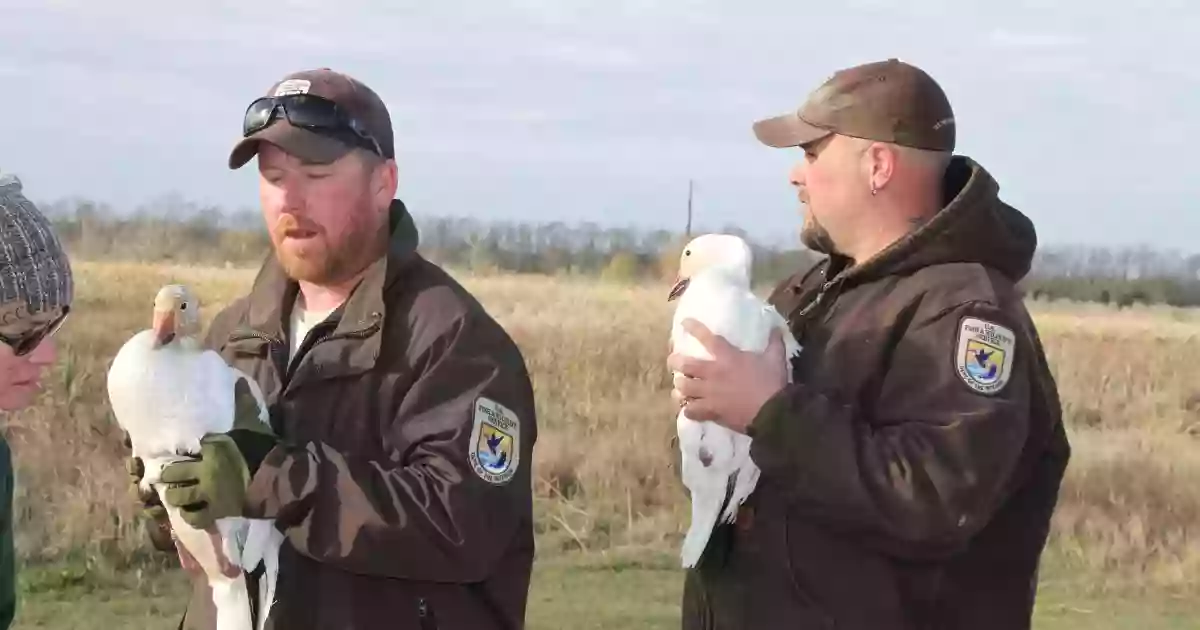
[178,200,538,630]
[681,156,1071,630]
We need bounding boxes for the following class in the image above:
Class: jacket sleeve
[0,440,15,630]
[747,299,1035,560]
[243,309,537,583]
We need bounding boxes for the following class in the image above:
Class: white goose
[668,234,802,568]
[106,283,283,630]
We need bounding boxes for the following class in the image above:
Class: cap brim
[227,121,354,170]
[752,113,833,148]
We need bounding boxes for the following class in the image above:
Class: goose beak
[668,276,689,302]
[151,309,176,348]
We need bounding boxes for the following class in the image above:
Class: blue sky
[1,1,1196,251]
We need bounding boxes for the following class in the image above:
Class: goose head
[150,284,200,349]
[668,233,754,301]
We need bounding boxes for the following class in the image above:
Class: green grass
[11,552,1199,629]
[8,262,1200,628]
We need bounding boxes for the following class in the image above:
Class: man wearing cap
[0,172,73,630]
[668,58,1070,629]
[125,69,538,630]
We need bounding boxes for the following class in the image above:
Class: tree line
[35,194,1200,307]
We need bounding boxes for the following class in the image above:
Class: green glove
[123,432,176,552]
[158,378,278,530]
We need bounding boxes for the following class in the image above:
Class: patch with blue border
[955,317,1016,395]
[468,396,520,484]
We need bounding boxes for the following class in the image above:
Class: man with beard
[125,68,538,630]
[667,58,1070,629]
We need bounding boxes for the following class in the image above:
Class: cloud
[529,41,642,71]
[1,0,1198,251]
[986,28,1087,50]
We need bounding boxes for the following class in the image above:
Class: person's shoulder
[202,295,251,350]
[905,261,1025,315]
[213,294,252,319]
[387,255,518,354]
[392,256,485,323]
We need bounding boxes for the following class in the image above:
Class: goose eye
[179,303,188,311]
[685,250,691,256]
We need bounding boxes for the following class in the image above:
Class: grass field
[5,260,1200,628]
[13,552,1200,630]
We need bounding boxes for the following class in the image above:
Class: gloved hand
[122,432,176,552]
[158,377,279,530]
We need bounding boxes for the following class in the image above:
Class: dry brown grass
[5,260,1199,600]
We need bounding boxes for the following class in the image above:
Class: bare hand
[667,318,789,433]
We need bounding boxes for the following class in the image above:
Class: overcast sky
[1,1,1196,251]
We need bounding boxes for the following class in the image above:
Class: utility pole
[685,178,694,238]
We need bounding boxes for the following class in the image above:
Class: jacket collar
[234,198,420,352]
[811,155,1036,291]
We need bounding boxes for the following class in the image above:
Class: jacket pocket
[738,495,837,629]
[781,522,837,629]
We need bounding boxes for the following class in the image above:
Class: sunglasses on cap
[0,306,68,357]
[242,93,384,158]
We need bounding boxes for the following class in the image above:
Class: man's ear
[865,143,897,192]
[377,158,399,207]
[361,150,397,212]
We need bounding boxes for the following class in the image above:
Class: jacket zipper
[282,321,336,385]
[785,269,843,629]
[282,317,383,385]
[793,278,842,328]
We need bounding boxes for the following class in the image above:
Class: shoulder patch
[955,317,1016,395]
[468,396,520,485]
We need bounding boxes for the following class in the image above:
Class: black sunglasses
[242,93,384,158]
[0,306,69,357]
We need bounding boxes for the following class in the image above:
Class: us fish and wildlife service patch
[955,317,1016,395]
[468,396,520,485]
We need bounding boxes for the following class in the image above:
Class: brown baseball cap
[753,58,955,152]
[228,68,395,169]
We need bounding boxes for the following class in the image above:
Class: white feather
[107,284,283,630]
[669,235,802,568]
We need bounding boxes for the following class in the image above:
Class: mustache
[272,213,321,237]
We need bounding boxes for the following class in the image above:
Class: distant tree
[601,250,642,283]
[30,191,1200,309]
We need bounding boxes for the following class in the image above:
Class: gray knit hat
[0,173,73,326]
